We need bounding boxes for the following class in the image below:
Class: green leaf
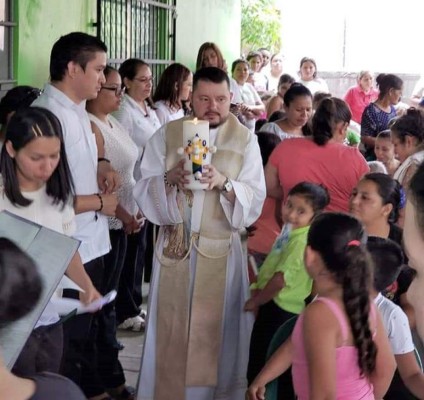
[241,0,282,53]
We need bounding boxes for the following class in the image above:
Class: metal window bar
[0,0,16,98]
[97,0,176,81]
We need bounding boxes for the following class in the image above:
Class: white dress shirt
[33,84,110,264]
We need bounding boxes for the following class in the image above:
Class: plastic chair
[264,315,298,400]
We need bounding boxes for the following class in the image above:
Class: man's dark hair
[50,32,107,82]
[193,67,230,92]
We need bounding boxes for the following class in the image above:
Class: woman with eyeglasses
[87,65,141,239]
[114,58,161,181]
[113,59,159,332]
[86,65,142,396]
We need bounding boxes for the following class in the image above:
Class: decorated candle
[179,118,215,190]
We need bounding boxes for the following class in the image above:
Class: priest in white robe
[134,66,266,400]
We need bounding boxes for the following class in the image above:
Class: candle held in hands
[179,118,216,190]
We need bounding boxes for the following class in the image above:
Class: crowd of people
[1,32,424,400]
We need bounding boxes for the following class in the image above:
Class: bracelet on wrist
[164,170,176,187]
[95,193,103,212]
[98,157,110,163]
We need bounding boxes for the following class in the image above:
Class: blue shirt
[361,102,397,138]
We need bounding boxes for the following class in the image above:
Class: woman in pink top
[266,97,369,212]
[344,71,379,124]
[247,213,396,400]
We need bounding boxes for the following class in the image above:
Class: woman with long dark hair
[0,107,100,376]
[153,63,192,125]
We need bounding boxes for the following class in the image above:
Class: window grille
[0,0,16,98]
[97,0,177,81]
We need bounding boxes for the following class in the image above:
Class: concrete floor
[118,329,144,388]
[117,282,149,389]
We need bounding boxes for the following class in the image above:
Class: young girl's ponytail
[307,213,377,376]
[342,243,377,376]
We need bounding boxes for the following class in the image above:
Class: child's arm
[244,272,285,312]
[370,312,397,399]
[303,301,338,400]
[396,352,424,398]
[246,336,293,400]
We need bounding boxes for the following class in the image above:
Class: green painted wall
[175,0,241,71]
[14,0,241,86]
[14,0,97,87]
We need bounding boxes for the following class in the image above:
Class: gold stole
[154,114,249,400]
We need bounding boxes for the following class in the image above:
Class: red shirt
[248,197,280,255]
[269,137,369,212]
[344,85,379,124]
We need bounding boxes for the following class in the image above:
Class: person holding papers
[0,238,86,400]
[0,107,100,376]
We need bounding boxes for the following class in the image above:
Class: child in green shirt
[245,182,330,388]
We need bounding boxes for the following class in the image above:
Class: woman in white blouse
[298,57,329,95]
[113,59,159,331]
[87,66,140,237]
[153,63,192,126]
[231,58,265,132]
[113,58,161,180]
[89,65,146,332]
[87,66,144,387]
[0,107,100,376]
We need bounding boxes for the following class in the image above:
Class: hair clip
[399,186,406,209]
[347,240,361,247]
[31,124,44,137]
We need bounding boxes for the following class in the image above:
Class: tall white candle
[181,118,211,190]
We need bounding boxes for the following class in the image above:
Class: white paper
[51,290,117,316]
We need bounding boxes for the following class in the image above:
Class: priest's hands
[166,159,190,190]
[200,164,226,191]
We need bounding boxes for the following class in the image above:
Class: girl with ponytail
[247,213,395,400]
[265,97,368,212]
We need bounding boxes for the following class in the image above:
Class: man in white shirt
[33,32,131,400]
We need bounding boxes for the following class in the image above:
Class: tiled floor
[117,282,149,388]
[118,329,144,388]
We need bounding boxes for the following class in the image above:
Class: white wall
[175,0,242,71]
[281,0,424,75]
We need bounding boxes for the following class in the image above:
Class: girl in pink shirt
[247,213,396,400]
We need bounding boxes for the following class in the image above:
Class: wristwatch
[222,177,233,193]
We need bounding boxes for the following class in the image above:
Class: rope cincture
[155,230,232,268]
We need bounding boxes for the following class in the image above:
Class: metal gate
[96,0,176,80]
[0,0,16,98]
